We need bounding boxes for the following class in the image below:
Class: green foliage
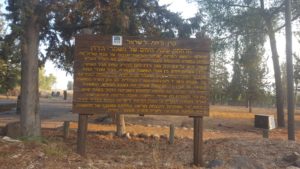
[0,39,21,94]
[283,54,300,106]
[295,55,300,88]
[44,0,199,73]
[281,62,288,104]
[0,59,20,94]
[210,41,230,104]
[237,10,269,106]
[5,0,199,89]
[39,67,56,91]
[228,35,243,103]
[192,0,282,106]
[4,0,200,74]
[43,143,69,157]
[20,136,49,144]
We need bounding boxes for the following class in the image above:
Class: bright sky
[159,0,198,18]
[44,62,73,90]
[265,29,300,83]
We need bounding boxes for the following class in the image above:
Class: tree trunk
[265,19,285,128]
[285,0,295,140]
[248,99,252,113]
[20,0,41,136]
[260,0,285,127]
[211,95,215,105]
[231,35,241,104]
[294,82,298,107]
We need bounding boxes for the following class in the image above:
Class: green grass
[19,136,49,144]
[0,152,10,158]
[20,136,70,158]
[43,143,68,157]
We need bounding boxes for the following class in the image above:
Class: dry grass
[210,111,254,119]
[0,95,17,100]
[0,128,299,169]
[211,104,300,117]
[0,99,300,168]
[43,142,69,157]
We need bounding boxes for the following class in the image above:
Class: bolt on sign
[73,35,210,116]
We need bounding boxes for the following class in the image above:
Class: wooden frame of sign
[73,35,210,166]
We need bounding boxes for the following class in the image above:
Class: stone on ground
[5,122,21,139]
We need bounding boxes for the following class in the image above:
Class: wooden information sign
[73,35,210,117]
[74,35,210,166]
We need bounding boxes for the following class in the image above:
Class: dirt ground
[0,128,300,169]
[1,102,300,168]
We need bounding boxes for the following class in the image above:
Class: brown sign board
[73,35,210,116]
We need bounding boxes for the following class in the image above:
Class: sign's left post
[77,114,89,156]
[76,28,93,156]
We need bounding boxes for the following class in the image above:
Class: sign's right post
[193,116,204,166]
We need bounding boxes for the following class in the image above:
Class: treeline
[0,66,56,94]
[192,0,300,112]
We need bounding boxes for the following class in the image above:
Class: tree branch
[275,13,300,32]
[270,1,285,15]
[259,0,265,10]
[202,0,257,9]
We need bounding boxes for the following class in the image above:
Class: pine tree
[192,0,300,126]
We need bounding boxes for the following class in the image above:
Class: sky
[44,62,73,90]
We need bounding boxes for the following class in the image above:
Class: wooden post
[63,121,70,140]
[262,129,269,138]
[77,114,88,156]
[63,90,67,100]
[116,113,125,137]
[193,117,204,167]
[169,124,175,144]
[16,95,21,114]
